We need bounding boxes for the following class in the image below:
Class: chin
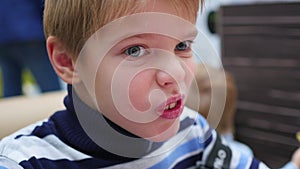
[146,120,180,142]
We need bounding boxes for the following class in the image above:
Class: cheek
[94,67,114,113]
[184,58,196,86]
[94,56,121,114]
[190,61,196,75]
[129,71,155,112]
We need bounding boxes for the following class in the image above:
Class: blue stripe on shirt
[148,137,204,169]
[250,158,260,169]
[172,153,203,169]
[197,114,207,129]
[236,153,250,169]
[20,156,131,169]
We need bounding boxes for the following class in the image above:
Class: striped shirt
[0,87,271,169]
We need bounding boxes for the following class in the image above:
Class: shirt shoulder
[182,106,211,132]
[0,121,45,168]
[0,120,91,166]
[0,121,44,159]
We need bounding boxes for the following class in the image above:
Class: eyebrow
[126,29,198,41]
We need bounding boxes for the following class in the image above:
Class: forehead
[139,0,197,23]
[98,12,198,45]
[101,0,197,26]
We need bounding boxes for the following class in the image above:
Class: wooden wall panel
[219,2,300,168]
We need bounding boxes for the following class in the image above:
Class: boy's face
[75,0,197,142]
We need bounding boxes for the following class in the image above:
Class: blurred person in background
[186,63,300,168]
[186,63,254,157]
[0,0,61,97]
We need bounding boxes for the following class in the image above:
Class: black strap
[204,133,232,169]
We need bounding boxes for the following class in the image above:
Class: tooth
[165,105,170,110]
[169,103,176,109]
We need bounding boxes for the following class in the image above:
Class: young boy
[0,0,298,168]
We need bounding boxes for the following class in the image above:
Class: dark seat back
[219,2,300,168]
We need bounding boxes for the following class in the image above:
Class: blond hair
[43,0,203,59]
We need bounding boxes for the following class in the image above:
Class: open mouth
[157,95,185,119]
[164,99,181,111]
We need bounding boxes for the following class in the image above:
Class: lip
[156,94,185,119]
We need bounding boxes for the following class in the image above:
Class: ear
[46,36,80,84]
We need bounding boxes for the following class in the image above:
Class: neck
[61,85,163,158]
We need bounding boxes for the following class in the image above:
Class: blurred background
[0,0,63,98]
[0,0,299,168]
[196,0,300,168]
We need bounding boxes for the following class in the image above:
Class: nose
[156,57,186,90]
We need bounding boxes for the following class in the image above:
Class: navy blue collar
[50,85,162,160]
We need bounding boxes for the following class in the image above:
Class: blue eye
[175,41,192,51]
[124,45,146,57]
